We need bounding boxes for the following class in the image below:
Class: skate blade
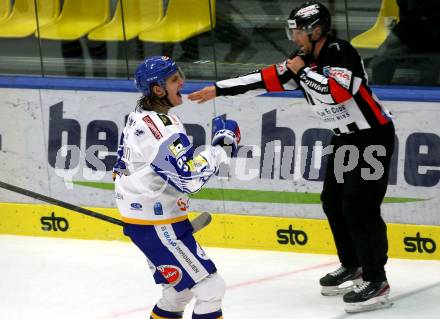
[321,279,363,296]
[345,296,394,313]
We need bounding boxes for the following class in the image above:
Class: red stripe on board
[359,85,389,125]
[96,260,338,319]
[261,65,284,92]
[226,260,338,289]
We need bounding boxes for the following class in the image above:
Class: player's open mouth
[177,91,182,97]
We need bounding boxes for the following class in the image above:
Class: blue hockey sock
[150,305,183,319]
[192,310,223,319]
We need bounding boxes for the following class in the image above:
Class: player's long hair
[136,85,172,112]
[136,95,154,111]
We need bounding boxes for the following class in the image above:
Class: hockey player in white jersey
[113,56,240,319]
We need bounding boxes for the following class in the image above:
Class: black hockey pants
[321,122,395,282]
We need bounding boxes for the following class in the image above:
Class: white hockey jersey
[113,108,227,225]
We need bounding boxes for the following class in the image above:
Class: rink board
[1,202,439,261]
[1,87,440,226]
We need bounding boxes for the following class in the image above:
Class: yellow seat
[0,0,11,23]
[88,0,163,41]
[351,0,399,49]
[38,0,109,40]
[0,0,59,38]
[139,0,215,43]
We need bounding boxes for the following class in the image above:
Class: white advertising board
[1,88,439,225]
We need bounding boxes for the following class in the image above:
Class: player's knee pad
[191,272,226,301]
[191,272,225,314]
[157,285,193,312]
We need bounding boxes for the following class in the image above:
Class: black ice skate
[319,266,363,296]
[343,281,393,313]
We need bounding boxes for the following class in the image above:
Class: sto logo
[177,198,189,211]
[157,265,182,285]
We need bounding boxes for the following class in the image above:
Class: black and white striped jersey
[215,36,392,135]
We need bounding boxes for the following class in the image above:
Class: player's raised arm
[188,61,300,103]
[150,116,240,194]
[188,85,217,103]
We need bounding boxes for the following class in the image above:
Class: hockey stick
[0,181,211,233]
[0,181,124,226]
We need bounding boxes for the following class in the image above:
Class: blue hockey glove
[211,116,241,157]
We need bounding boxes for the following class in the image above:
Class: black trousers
[321,122,395,282]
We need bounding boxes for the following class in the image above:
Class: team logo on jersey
[130,203,143,210]
[158,113,173,126]
[177,198,189,211]
[143,115,163,140]
[127,116,136,127]
[157,265,182,285]
[169,138,185,156]
[134,128,145,136]
[154,202,163,215]
[327,67,352,90]
[186,154,208,172]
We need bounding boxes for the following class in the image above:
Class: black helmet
[287,1,331,37]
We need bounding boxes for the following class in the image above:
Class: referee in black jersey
[189,1,395,313]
